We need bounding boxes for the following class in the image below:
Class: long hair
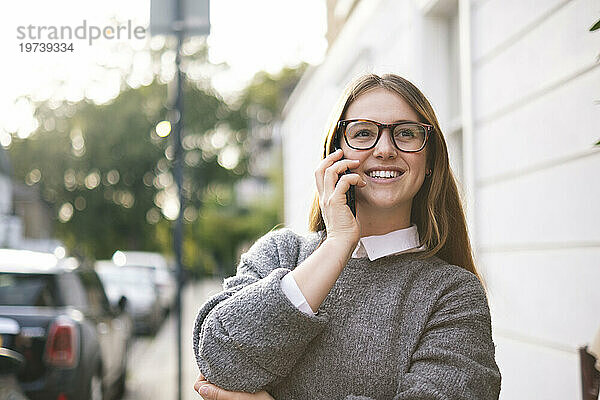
[307,73,479,278]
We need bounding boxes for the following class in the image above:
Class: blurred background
[0,0,598,400]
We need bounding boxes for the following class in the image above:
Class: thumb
[198,383,230,400]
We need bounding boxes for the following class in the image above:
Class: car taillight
[45,318,78,367]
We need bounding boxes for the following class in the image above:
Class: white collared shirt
[281,225,426,315]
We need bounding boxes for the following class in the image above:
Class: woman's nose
[372,129,398,159]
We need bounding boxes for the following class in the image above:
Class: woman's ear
[425,159,433,177]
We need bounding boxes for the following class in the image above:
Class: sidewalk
[122,278,223,400]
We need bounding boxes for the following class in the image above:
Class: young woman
[193,73,501,400]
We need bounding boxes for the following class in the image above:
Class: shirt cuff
[280,272,316,316]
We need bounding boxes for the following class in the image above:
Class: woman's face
[340,88,428,214]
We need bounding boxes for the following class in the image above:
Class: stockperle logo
[17,20,146,46]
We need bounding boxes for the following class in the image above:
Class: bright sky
[0,0,328,142]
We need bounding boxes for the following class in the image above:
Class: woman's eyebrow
[352,118,415,122]
[391,119,418,124]
[348,118,419,124]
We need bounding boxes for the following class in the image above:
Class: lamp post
[173,0,185,396]
[150,2,209,399]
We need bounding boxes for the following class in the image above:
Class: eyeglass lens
[345,121,426,151]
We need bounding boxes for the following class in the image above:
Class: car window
[58,272,88,309]
[97,266,155,295]
[0,273,58,307]
[97,266,154,287]
[76,270,112,315]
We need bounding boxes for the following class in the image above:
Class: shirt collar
[351,224,425,261]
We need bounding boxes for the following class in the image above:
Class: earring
[425,169,432,177]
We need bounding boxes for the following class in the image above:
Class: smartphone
[333,137,356,217]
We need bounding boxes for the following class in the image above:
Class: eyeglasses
[337,118,432,152]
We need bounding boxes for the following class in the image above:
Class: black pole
[173,0,184,398]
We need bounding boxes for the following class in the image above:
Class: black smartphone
[333,137,356,217]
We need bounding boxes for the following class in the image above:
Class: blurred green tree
[9,80,228,259]
[7,40,306,277]
[184,65,307,277]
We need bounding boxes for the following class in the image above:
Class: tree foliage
[8,48,306,277]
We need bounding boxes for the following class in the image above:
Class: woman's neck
[356,202,412,237]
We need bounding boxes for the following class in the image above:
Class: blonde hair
[308,73,479,278]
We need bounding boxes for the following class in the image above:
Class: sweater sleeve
[346,269,501,400]
[192,229,329,393]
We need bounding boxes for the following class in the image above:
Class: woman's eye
[350,129,373,138]
[398,129,415,137]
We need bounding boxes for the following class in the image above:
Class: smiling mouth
[367,170,404,179]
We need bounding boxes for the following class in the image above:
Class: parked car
[95,261,162,335]
[0,249,132,400]
[0,317,29,400]
[111,251,177,316]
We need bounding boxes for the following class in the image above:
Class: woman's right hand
[194,373,274,400]
[315,149,366,246]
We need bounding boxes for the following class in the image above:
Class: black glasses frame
[336,118,432,153]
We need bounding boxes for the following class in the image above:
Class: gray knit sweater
[193,228,501,399]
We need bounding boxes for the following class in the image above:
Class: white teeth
[369,170,401,178]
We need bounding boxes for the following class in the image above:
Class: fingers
[193,377,275,400]
[196,383,229,400]
[331,173,366,199]
[318,157,363,209]
[194,374,208,393]
[196,384,270,400]
[315,149,343,195]
[322,159,360,197]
